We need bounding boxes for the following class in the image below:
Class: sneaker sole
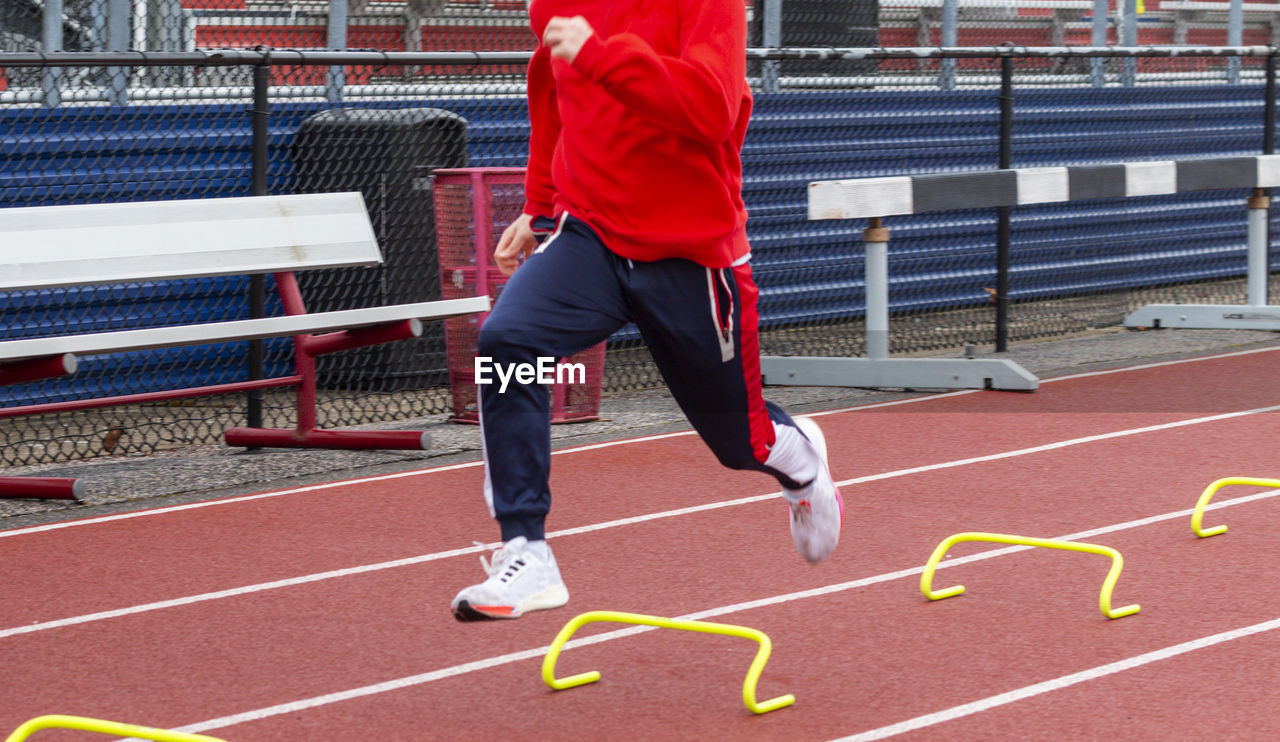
[452,584,570,622]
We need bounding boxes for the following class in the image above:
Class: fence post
[107,0,130,106]
[1121,0,1137,87]
[1262,52,1277,305]
[940,0,958,90]
[326,0,348,104]
[995,54,1013,352]
[762,0,781,94]
[1228,0,1244,84]
[247,62,270,432]
[1267,53,1277,156]
[1090,0,1107,87]
[42,0,63,108]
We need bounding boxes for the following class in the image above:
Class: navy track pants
[477,214,802,541]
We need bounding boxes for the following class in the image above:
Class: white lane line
[1044,343,1280,383]
[164,488,1280,737]
[8,343,1278,540]
[839,403,1280,486]
[6,403,1280,640]
[166,623,655,737]
[830,616,1280,742]
[0,393,961,540]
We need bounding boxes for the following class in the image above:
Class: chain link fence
[2,2,1278,469]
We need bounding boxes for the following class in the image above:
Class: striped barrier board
[762,155,1278,393]
[807,155,1280,219]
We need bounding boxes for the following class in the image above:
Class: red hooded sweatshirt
[523,0,753,268]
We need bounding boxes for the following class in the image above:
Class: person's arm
[497,46,562,276]
[523,44,561,219]
[546,0,745,145]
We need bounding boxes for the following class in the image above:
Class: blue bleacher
[0,83,1272,403]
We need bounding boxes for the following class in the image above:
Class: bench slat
[1,192,383,291]
[0,296,490,363]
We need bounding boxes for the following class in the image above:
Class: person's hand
[494,212,538,276]
[543,16,594,63]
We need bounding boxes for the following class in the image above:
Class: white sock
[524,539,552,561]
[764,421,819,494]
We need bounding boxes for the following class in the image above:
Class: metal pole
[248,63,270,432]
[1266,54,1277,156]
[1262,53,1277,305]
[89,0,105,48]
[1121,0,1137,87]
[940,0,958,90]
[107,0,130,106]
[864,219,891,360]
[252,65,269,196]
[1247,193,1269,305]
[326,0,347,104]
[762,0,781,94]
[996,56,1013,352]
[42,0,63,108]
[1090,0,1107,88]
[1228,0,1243,84]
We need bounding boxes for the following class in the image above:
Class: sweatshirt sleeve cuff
[523,201,554,219]
[570,33,606,80]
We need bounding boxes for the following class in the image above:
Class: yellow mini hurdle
[920,532,1140,620]
[542,610,795,715]
[5,715,224,742]
[1190,477,1280,537]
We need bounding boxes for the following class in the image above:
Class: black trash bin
[291,107,468,391]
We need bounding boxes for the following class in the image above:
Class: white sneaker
[784,416,844,562]
[451,536,569,621]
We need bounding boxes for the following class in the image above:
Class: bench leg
[223,428,430,449]
[225,273,434,452]
[0,354,76,386]
[0,477,83,500]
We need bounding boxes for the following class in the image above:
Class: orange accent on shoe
[474,605,517,617]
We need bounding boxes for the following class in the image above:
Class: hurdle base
[1124,304,1280,330]
[224,428,431,450]
[760,356,1039,391]
[0,476,83,500]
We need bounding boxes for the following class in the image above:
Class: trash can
[291,107,468,390]
[433,167,606,423]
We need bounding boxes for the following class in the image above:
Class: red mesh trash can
[434,167,606,423]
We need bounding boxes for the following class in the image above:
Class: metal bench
[0,192,489,499]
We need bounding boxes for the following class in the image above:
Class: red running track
[4,347,1280,740]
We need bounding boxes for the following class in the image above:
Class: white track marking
[830,616,1280,741]
[165,623,658,737]
[802,343,1280,419]
[9,345,1280,735]
[1044,343,1280,383]
[163,488,1280,736]
[0,394,954,540]
[6,404,1280,640]
[838,403,1280,486]
[7,344,1277,540]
